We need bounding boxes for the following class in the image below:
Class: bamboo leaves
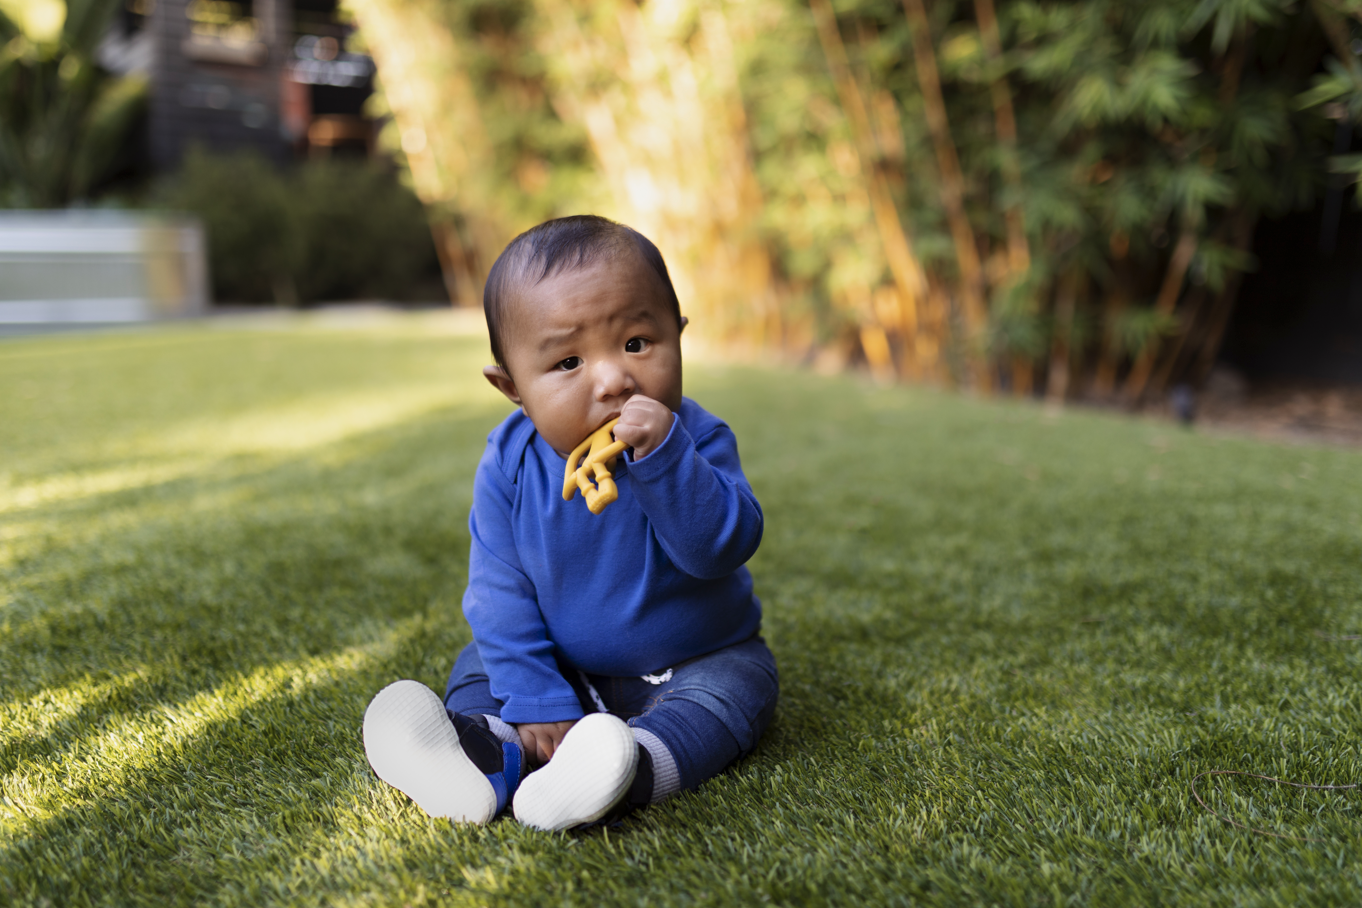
[344,0,1344,401]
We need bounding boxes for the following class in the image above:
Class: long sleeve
[461,454,585,725]
[457,401,763,697]
[624,412,764,580]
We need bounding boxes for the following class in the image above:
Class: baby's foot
[513,713,638,831]
[363,680,522,824]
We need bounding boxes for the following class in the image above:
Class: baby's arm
[463,455,586,728]
[625,410,763,579]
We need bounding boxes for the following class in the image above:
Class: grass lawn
[3,315,1362,907]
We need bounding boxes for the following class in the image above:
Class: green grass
[3,316,1362,907]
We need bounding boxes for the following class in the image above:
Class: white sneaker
[363,680,500,824]
[513,713,639,831]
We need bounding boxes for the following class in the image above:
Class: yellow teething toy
[562,418,629,515]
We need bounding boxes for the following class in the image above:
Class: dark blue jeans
[444,635,779,792]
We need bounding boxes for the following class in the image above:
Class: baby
[363,215,778,830]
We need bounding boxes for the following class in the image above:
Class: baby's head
[481,216,688,456]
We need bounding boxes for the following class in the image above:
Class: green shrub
[155,149,441,304]
[289,158,439,304]
[156,148,295,303]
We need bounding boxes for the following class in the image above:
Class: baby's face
[487,252,684,457]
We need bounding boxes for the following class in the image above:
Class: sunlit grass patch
[2,317,1361,906]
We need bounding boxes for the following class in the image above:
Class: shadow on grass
[1,403,508,774]
[0,623,476,905]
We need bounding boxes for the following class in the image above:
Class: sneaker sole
[513,712,638,831]
[363,680,498,824]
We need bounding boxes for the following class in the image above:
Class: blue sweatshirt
[461,397,764,725]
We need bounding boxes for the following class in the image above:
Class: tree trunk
[809,0,933,378]
[429,219,479,307]
[347,0,495,305]
[902,0,992,392]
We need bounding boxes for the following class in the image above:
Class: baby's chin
[536,422,604,459]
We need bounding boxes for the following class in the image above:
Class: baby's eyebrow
[536,307,661,352]
[614,307,662,328]
[537,326,583,352]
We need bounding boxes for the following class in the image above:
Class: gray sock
[631,727,681,803]
[482,715,520,748]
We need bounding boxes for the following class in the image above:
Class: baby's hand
[614,395,674,460]
[517,720,577,766]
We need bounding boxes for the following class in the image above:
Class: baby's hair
[483,215,682,371]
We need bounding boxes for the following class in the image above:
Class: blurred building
[97,0,377,170]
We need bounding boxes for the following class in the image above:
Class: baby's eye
[556,356,582,371]
[625,337,649,353]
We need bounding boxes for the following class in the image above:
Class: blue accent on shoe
[502,741,522,801]
[484,743,522,814]
[487,769,508,814]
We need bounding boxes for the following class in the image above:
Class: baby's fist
[517,720,576,766]
[614,395,674,460]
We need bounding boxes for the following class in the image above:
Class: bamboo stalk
[1088,232,1131,398]
[345,0,492,304]
[538,0,775,349]
[1147,217,1237,396]
[860,323,898,383]
[1148,30,1255,387]
[1123,226,1198,402]
[1046,270,1081,405]
[1126,18,1253,400]
[1011,357,1033,396]
[901,0,992,391]
[1090,294,1124,398]
[973,0,1029,277]
[428,219,478,307]
[808,0,931,377]
[1193,211,1258,382]
[1310,0,1360,77]
[1148,286,1206,396]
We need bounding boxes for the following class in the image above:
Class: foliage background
[3,0,1362,389]
[344,0,1362,400]
[0,0,147,208]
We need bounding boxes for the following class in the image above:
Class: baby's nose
[593,359,636,400]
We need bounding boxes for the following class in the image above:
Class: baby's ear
[679,316,689,333]
[482,366,522,405]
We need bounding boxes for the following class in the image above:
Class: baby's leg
[620,635,779,801]
[443,640,522,746]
